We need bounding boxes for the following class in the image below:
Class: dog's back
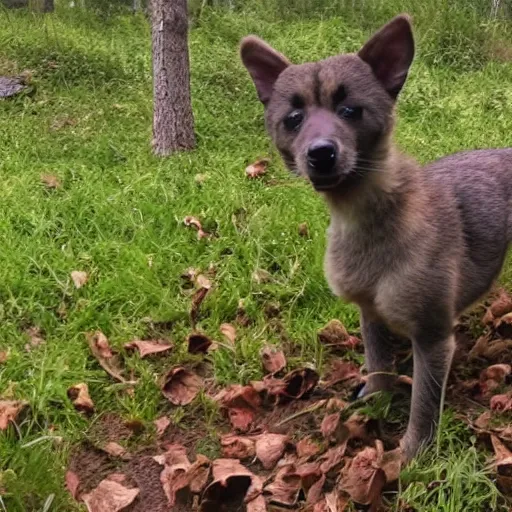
[425,148,512,312]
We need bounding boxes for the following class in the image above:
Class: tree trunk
[28,0,54,11]
[151,0,195,155]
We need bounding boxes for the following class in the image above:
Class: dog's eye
[336,106,362,120]
[284,110,304,131]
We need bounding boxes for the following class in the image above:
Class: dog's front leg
[360,312,397,395]
[401,333,456,462]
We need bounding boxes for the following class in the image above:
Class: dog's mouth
[308,169,362,192]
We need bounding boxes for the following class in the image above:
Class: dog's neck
[323,143,423,233]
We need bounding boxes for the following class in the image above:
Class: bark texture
[151,0,195,155]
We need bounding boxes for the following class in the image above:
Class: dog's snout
[307,139,337,173]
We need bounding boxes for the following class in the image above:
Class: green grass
[0,1,511,510]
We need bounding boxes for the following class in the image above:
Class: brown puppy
[240,15,512,461]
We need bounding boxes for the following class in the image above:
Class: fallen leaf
[154,416,171,437]
[377,441,402,483]
[252,268,272,284]
[255,433,288,469]
[161,367,202,406]
[201,458,263,510]
[318,444,347,474]
[322,360,362,389]
[318,320,360,352]
[0,400,27,430]
[491,435,512,495]
[220,323,236,344]
[71,270,88,289]
[0,350,8,363]
[228,407,256,432]
[187,332,213,354]
[102,442,127,458]
[214,384,262,410]
[106,473,127,484]
[298,222,309,237]
[81,478,139,512]
[491,393,512,412]
[474,410,492,430]
[65,470,80,500]
[469,334,512,361]
[489,290,512,319]
[124,339,173,358]
[190,277,212,327]
[296,437,322,459]
[321,413,349,444]
[264,368,320,403]
[261,345,286,374]
[306,473,326,505]
[221,434,256,459]
[339,446,386,508]
[183,216,209,240]
[245,158,270,178]
[479,363,511,396]
[67,383,94,414]
[24,326,45,351]
[188,454,211,494]
[264,464,301,507]
[41,173,62,189]
[154,444,193,506]
[494,312,512,338]
[87,332,130,384]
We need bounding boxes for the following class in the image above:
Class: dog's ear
[240,36,290,105]
[358,14,414,98]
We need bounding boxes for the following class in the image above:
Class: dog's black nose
[307,139,337,173]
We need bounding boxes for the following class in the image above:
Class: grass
[0,0,511,510]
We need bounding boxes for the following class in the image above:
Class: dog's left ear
[358,14,414,98]
[240,36,290,105]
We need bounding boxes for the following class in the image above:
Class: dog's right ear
[240,36,290,105]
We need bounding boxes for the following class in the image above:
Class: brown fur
[240,14,512,462]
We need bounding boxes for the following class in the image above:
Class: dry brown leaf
[188,454,211,494]
[221,434,256,459]
[318,444,347,474]
[202,458,263,509]
[183,216,209,240]
[339,446,386,508]
[479,363,511,396]
[254,433,288,469]
[490,393,512,412]
[298,222,309,237]
[214,384,262,410]
[320,413,350,444]
[470,334,512,361]
[220,323,237,344]
[41,173,62,189]
[102,442,127,458]
[263,368,319,403]
[65,470,80,500]
[252,268,272,284]
[81,478,139,512]
[297,437,322,459]
[264,464,301,507]
[71,270,88,289]
[161,367,202,406]
[154,416,171,437]
[245,158,270,178]
[67,383,94,414]
[124,339,173,358]
[260,345,286,374]
[24,326,45,351]
[228,407,256,432]
[322,360,362,389]
[87,332,130,384]
[324,490,350,512]
[154,444,192,506]
[190,277,212,327]
[494,312,512,338]
[0,350,8,363]
[491,435,512,495]
[318,320,360,352]
[187,332,213,354]
[0,400,27,430]
[490,290,512,318]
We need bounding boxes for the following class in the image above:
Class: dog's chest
[324,224,394,307]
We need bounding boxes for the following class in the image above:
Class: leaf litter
[64,291,512,511]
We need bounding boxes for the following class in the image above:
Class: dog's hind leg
[400,333,456,462]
